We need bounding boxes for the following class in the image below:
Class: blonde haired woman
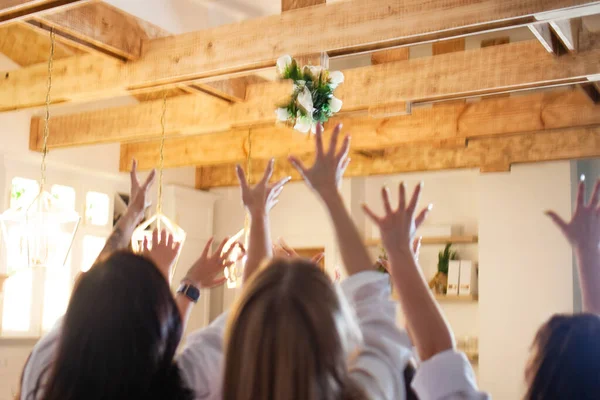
[221,124,414,399]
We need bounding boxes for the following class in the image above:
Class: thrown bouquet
[275,55,344,134]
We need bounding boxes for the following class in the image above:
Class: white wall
[478,162,573,399]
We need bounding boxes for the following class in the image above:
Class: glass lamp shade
[131,212,186,280]
[222,228,246,289]
[0,190,80,274]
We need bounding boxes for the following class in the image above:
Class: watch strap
[177,283,201,303]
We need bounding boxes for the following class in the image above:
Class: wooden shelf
[435,294,479,303]
[366,235,478,247]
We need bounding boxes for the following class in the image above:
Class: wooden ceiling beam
[19,33,600,119]
[3,0,600,110]
[0,22,80,66]
[116,88,600,171]
[0,0,89,25]
[25,2,169,61]
[195,125,600,189]
[29,32,600,149]
[281,0,325,12]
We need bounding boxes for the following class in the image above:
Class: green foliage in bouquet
[275,55,344,133]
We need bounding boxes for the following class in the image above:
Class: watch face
[187,285,200,301]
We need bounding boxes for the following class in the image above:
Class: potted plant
[429,243,458,294]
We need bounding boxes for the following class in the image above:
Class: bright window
[1,269,33,332]
[42,264,71,331]
[1,179,84,337]
[85,192,110,226]
[51,184,76,212]
[10,177,39,210]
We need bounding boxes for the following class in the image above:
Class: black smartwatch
[177,283,201,303]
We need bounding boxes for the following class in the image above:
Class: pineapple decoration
[429,243,458,294]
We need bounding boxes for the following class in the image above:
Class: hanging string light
[222,130,252,288]
[131,92,186,282]
[0,30,80,274]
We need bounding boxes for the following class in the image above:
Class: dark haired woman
[20,161,245,400]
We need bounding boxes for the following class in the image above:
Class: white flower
[328,96,343,113]
[328,71,344,88]
[276,55,292,76]
[296,86,314,114]
[307,65,324,80]
[275,107,290,122]
[294,114,314,134]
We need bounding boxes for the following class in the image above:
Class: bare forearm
[175,294,194,329]
[576,247,600,314]
[243,213,272,282]
[321,191,372,276]
[96,211,139,263]
[388,249,454,361]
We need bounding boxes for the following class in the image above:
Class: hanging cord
[157,92,167,214]
[40,29,56,190]
[243,130,252,246]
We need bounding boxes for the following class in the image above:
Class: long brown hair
[524,313,600,400]
[223,258,364,400]
[28,251,192,400]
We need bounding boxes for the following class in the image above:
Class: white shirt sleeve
[412,350,490,400]
[20,318,63,400]
[341,271,413,400]
[176,312,228,400]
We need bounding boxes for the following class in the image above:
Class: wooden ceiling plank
[115,88,600,171]
[29,93,231,152]
[13,31,600,114]
[2,0,599,109]
[0,22,79,66]
[0,0,89,25]
[234,35,600,125]
[281,0,325,12]
[27,2,169,60]
[195,125,600,188]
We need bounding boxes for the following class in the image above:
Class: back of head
[34,251,191,400]
[524,313,600,400]
[223,259,364,400]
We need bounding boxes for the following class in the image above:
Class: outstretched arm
[236,159,290,282]
[547,177,600,314]
[96,160,155,262]
[363,183,452,361]
[289,124,371,276]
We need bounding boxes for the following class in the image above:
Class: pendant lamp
[131,93,185,282]
[0,30,80,274]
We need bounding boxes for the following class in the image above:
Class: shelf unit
[366,235,478,247]
[435,294,478,303]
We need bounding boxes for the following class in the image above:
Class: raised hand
[142,229,181,280]
[95,160,156,263]
[547,177,600,314]
[547,177,600,254]
[363,183,432,259]
[272,238,324,264]
[236,159,290,217]
[128,159,156,225]
[184,237,241,289]
[289,123,350,198]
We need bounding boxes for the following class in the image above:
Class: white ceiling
[104,0,282,34]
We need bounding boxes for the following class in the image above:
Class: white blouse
[19,271,487,400]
